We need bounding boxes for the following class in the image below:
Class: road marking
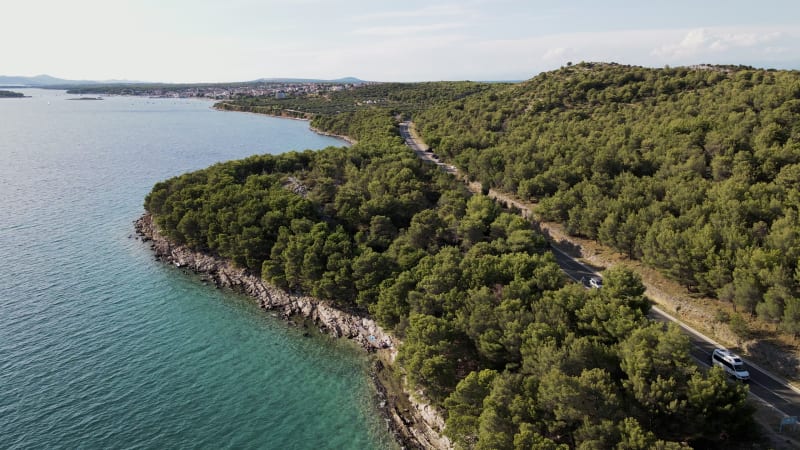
[549,244,588,269]
[562,271,581,283]
[742,360,800,397]
[747,387,793,418]
[751,379,795,406]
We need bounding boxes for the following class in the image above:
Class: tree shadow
[553,238,585,259]
[746,339,800,380]
[579,259,606,273]
[531,222,580,253]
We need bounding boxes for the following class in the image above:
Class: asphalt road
[650,306,800,417]
[400,121,800,419]
[549,244,599,287]
[399,122,457,174]
[548,219,800,416]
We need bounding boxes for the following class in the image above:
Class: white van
[710,348,750,381]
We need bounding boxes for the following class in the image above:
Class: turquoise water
[0,90,396,449]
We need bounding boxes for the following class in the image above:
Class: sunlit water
[0,89,396,449]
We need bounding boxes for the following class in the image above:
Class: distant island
[67,97,103,101]
[0,89,26,98]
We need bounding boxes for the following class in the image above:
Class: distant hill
[0,74,140,87]
[1,74,367,87]
[0,75,100,86]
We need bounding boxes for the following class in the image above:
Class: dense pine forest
[416,63,800,335]
[139,64,800,448]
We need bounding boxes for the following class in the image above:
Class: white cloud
[542,47,573,61]
[3,0,799,82]
[653,28,786,58]
[352,23,465,37]
[764,46,790,55]
[456,26,799,80]
[351,4,469,21]
[39,24,797,82]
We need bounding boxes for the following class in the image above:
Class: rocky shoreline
[211,103,357,145]
[308,125,358,145]
[135,213,450,449]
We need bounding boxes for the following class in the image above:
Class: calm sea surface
[0,89,396,449]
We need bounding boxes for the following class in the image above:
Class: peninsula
[135,62,800,449]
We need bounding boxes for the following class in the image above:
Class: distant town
[62,80,369,100]
[0,74,372,100]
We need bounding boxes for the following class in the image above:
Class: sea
[0,89,397,449]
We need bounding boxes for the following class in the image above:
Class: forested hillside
[417,62,800,334]
[145,100,758,448]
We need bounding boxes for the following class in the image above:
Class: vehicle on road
[589,276,603,289]
[711,348,750,381]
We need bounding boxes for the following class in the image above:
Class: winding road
[399,121,800,419]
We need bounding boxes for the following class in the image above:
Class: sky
[3,0,799,83]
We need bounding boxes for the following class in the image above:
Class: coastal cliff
[135,213,450,450]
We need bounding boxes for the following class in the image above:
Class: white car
[711,348,750,381]
[589,277,603,289]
